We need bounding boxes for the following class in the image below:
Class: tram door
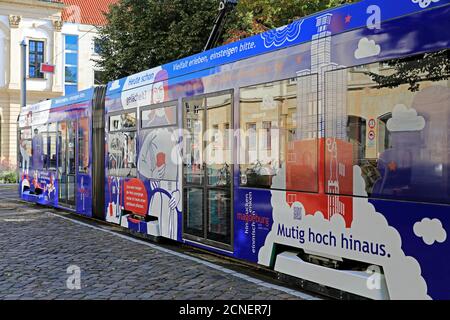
[58,121,76,208]
[183,92,233,250]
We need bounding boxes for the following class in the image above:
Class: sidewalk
[0,185,316,300]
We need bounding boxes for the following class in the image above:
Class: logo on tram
[412,0,441,9]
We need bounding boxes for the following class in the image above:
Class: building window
[29,40,44,79]
[64,35,79,95]
[93,38,102,55]
[347,115,367,163]
[65,66,77,83]
[262,121,272,152]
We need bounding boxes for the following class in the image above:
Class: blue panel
[370,199,450,300]
[65,35,79,51]
[65,52,78,66]
[64,85,78,96]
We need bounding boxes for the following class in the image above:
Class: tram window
[206,94,233,187]
[78,118,89,173]
[31,125,48,170]
[108,111,137,177]
[108,132,137,177]
[18,128,32,173]
[141,104,177,128]
[239,75,318,192]
[184,97,205,185]
[325,50,450,204]
[378,113,393,155]
[183,93,233,187]
[48,123,57,170]
[109,112,136,131]
[42,130,49,169]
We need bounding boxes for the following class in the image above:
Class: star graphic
[345,14,352,24]
[388,161,397,172]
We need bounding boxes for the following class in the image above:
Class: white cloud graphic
[354,37,381,59]
[414,218,447,245]
[109,80,120,91]
[387,104,426,132]
[258,166,430,299]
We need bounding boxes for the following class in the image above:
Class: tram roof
[21,88,94,115]
[21,0,450,115]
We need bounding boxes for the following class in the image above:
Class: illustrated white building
[297,13,348,140]
[296,13,349,221]
[0,0,116,170]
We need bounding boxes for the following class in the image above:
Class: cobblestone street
[0,185,317,300]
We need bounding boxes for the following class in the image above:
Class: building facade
[0,0,114,171]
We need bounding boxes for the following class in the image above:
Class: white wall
[61,22,99,92]
[0,15,8,88]
[21,18,55,92]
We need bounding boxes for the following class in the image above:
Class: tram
[18,0,450,299]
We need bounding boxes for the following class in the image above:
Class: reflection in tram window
[185,188,203,237]
[184,97,205,185]
[208,190,231,244]
[109,112,136,131]
[239,75,318,192]
[183,99,205,185]
[377,113,393,156]
[108,132,137,177]
[67,122,76,176]
[325,52,450,203]
[18,128,32,174]
[78,118,89,173]
[183,92,233,246]
[48,123,57,170]
[31,125,47,170]
[183,93,233,187]
[206,94,232,187]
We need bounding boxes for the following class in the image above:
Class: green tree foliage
[95,0,218,81]
[95,0,354,81]
[223,0,356,43]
